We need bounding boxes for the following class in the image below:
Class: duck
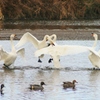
[0,34,25,69]
[0,84,4,94]
[29,82,46,91]
[63,80,78,89]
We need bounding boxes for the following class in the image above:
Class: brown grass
[0,0,100,20]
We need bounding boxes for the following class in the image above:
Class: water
[0,40,100,100]
[1,20,100,29]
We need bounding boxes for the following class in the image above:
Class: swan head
[91,33,98,39]
[44,35,50,41]
[10,34,16,40]
[45,35,55,45]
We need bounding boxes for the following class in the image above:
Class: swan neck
[10,37,15,52]
[52,35,57,42]
[92,36,98,49]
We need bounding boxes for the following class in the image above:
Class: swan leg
[3,64,10,69]
[38,58,42,63]
[48,58,53,63]
[47,43,51,46]
[38,54,44,63]
[48,58,60,63]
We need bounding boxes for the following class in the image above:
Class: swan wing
[0,46,9,60]
[89,48,100,58]
[35,45,91,57]
[15,32,39,49]
[16,48,25,58]
[97,50,100,55]
[56,45,90,56]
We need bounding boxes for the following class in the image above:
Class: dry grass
[0,0,100,20]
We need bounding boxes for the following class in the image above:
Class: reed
[0,0,100,20]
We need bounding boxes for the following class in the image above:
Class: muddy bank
[0,29,100,40]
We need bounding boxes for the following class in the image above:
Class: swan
[0,34,25,69]
[15,32,57,62]
[35,44,93,68]
[88,33,100,69]
[91,33,98,49]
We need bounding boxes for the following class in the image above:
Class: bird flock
[0,80,78,93]
[0,32,100,94]
[0,32,99,69]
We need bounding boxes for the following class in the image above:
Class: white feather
[35,45,92,68]
[88,33,100,68]
[0,34,25,69]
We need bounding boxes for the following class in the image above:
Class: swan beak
[11,34,16,37]
[50,42,55,46]
[13,34,18,39]
[14,34,16,38]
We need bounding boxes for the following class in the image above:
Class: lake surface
[1,20,100,29]
[0,40,100,100]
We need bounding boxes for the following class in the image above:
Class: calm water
[0,40,100,100]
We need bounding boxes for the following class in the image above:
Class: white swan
[35,44,92,68]
[15,32,57,62]
[88,33,100,69]
[91,33,98,49]
[0,34,25,69]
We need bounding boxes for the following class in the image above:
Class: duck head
[41,82,46,86]
[1,84,4,89]
[73,80,78,84]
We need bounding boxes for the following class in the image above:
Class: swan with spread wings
[15,32,56,62]
[0,34,25,69]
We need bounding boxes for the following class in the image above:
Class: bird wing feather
[88,48,100,58]
[0,46,9,60]
[15,32,39,49]
[35,45,91,57]
[16,48,25,58]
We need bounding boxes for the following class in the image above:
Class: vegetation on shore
[0,0,100,20]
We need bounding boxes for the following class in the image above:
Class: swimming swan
[35,44,92,68]
[15,32,57,62]
[88,33,100,69]
[0,34,25,69]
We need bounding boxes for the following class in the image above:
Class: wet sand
[0,28,100,40]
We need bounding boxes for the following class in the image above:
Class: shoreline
[0,28,99,40]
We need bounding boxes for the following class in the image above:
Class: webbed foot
[38,59,42,63]
[3,64,10,69]
[48,58,53,63]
